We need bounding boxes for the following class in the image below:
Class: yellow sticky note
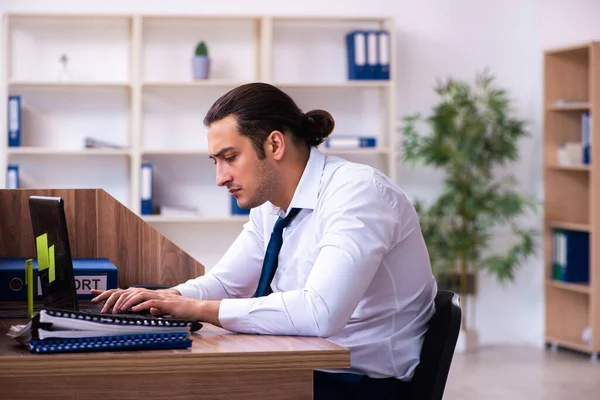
[48,245,55,283]
[25,259,34,317]
[35,233,55,283]
[36,233,48,271]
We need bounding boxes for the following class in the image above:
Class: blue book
[8,95,21,147]
[0,257,118,301]
[346,31,368,80]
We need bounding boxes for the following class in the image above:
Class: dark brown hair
[204,82,335,159]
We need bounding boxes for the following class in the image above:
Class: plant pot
[192,56,210,79]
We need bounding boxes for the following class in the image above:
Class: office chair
[411,290,462,400]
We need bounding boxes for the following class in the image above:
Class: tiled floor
[443,345,600,399]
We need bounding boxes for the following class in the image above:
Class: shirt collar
[269,146,325,216]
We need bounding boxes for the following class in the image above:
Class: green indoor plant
[400,69,541,331]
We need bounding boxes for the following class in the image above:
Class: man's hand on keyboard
[90,287,181,315]
[91,287,222,326]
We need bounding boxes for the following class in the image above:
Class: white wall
[1,0,552,348]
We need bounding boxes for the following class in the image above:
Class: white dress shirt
[173,146,437,380]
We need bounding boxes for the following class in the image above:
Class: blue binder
[0,257,118,301]
[324,136,377,148]
[346,30,368,80]
[376,30,390,80]
[552,229,589,283]
[30,332,192,354]
[141,162,153,215]
[28,308,197,354]
[582,112,591,164]
[231,196,250,215]
[8,95,21,147]
[7,164,19,189]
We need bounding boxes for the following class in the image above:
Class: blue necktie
[253,208,301,297]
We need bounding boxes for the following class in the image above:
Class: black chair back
[411,290,462,400]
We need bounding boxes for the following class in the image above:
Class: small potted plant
[192,41,210,79]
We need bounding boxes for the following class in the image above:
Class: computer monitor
[28,195,79,311]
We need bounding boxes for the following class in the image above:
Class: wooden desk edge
[0,347,351,376]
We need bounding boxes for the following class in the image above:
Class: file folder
[141,162,153,215]
[0,257,118,301]
[582,112,591,164]
[8,95,21,147]
[366,31,378,79]
[377,30,390,80]
[346,31,368,80]
[7,164,19,189]
[552,229,589,283]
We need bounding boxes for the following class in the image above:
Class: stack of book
[7,308,201,354]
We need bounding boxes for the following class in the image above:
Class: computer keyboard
[78,307,203,332]
[81,307,154,318]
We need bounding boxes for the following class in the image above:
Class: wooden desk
[0,318,350,399]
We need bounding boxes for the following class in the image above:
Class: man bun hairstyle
[302,109,335,147]
[204,82,335,158]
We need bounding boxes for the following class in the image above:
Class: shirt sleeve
[218,174,401,337]
[172,208,265,300]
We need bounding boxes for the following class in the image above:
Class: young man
[92,82,437,399]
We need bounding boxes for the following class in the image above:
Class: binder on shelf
[7,164,19,189]
[551,228,589,283]
[231,197,250,216]
[324,136,377,149]
[141,162,153,215]
[582,111,591,164]
[8,95,21,147]
[345,30,391,80]
[377,30,390,80]
[0,257,118,301]
[7,308,198,354]
[346,31,368,80]
[366,31,378,80]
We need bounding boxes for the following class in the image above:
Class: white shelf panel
[142,80,251,88]
[321,147,391,156]
[7,15,131,83]
[6,86,131,149]
[7,155,131,208]
[142,17,259,82]
[7,147,131,156]
[272,19,384,83]
[275,81,391,88]
[142,149,209,156]
[272,16,391,23]
[142,86,230,151]
[9,80,131,89]
[143,215,248,223]
[284,86,385,144]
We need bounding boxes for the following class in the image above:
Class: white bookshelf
[1,12,396,228]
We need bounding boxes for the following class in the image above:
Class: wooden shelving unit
[543,41,600,360]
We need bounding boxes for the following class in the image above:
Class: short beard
[238,158,280,209]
